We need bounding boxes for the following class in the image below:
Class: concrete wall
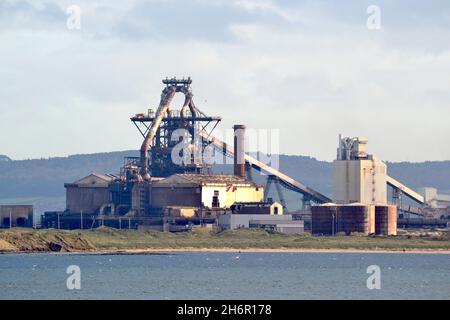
[276,224,304,235]
[151,186,202,208]
[0,205,33,228]
[333,159,387,205]
[66,186,110,214]
[218,214,292,229]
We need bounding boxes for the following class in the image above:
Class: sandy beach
[2,228,450,255]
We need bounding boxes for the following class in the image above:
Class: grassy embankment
[1,227,450,253]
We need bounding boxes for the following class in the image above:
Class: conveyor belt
[386,175,425,204]
[199,131,332,204]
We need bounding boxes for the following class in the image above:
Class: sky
[0,0,449,162]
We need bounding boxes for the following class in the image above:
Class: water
[0,252,449,299]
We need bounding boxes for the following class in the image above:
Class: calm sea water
[0,252,449,299]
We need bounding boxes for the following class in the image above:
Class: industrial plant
[33,77,449,235]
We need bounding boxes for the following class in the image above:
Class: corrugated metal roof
[70,172,117,186]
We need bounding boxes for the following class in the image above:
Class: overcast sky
[1,0,449,162]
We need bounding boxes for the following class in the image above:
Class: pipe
[180,93,191,117]
[233,124,246,178]
[99,203,115,216]
[140,85,177,178]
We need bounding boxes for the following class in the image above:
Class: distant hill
[0,150,449,210]
[0,151,138,198]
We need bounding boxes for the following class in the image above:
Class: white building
[333,136,387,205]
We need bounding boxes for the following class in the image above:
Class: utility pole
[332,212,335,236]
[80,210,83,230]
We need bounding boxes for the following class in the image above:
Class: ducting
[140,85,177,179]
[140,79,197,179]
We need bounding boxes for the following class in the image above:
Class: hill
[0,151,449,211]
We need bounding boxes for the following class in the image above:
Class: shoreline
[2,247,450,255]
[2,228,449,255]
[92,247,450,254]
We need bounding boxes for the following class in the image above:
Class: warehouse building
[150,174,264,210]
[64,173,116,214]
[0,205,33,228]
[218,214,304,235]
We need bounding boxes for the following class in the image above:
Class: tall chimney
[233,124,246,178]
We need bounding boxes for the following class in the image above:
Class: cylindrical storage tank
[337,204,373,235]
[311,204,337,235]
[375,205,397,236]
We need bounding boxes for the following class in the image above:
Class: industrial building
[43,77,323,231]
[218,214,304,235]
[230,201,283,215]
[40,77,446,234]
[311,135,428,236]
[65,173,117,214]
[419,187,450,218]
[333,136,387,205]
[151,174,263,210]
[0,205,33,228]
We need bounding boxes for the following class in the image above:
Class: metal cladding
[64,173,115,214]
[338,204,375,235]
[311,204,375,235]
[233,124,246,178]
[375,205,397,236]
[312,204,400,236]
[311,205,336,235]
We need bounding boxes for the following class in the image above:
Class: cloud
[232,0,297,23]
[0,0,449,162]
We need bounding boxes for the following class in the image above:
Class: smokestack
[233,124,246,178]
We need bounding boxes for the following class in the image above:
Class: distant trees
[0,150,448,209]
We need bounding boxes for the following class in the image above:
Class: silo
[312,203,375,236]
[311,204,337,235]
[337,204,374,235]
[375,205,397,236]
